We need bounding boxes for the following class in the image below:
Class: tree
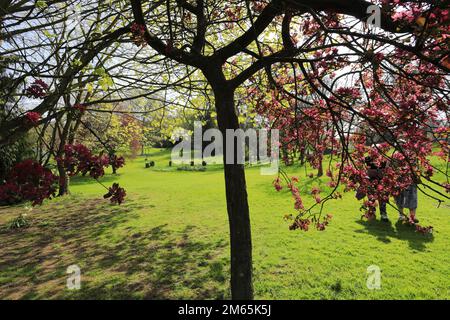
[0,0,132,146]
[128,0,449,299]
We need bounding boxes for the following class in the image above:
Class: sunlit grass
[0,149,448,299]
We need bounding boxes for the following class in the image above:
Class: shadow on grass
[0,199,228,300]
[70,174,121,186]
[355,219,434,251]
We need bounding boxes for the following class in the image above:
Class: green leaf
[36,1,48,9]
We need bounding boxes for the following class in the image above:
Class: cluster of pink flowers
[289,214,333,232]
[225,6,242,21]
[400,213,434,235]
[0,154,126,206]
[387,1,449,67]
[336,87,361,100]
[273,177,283,192]
[311,186,322,203]
[390,2,449,26]
[58,144,123,179]
[288,180,305,211]
[25,79,48,99]
[415,225,434,235]
[275,175,334,232]
[316,214,333,231]
[289,218,311,231]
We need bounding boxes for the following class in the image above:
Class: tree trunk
[214,86,253,300]
[110,153,118,174]
[299,145,306,166]
[317,158,324,177]
[57,162,69,196]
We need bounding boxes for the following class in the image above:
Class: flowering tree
[128,0,449,299]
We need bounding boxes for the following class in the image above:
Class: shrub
[0,136,35,182]
[0,159,57,206]
[5,214,30,230]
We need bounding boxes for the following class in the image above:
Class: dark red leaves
[25,112,41,126]
[109,154,125,170]
[26,79,48,99]
[57,144,126,205]
[58,144,110,179]
[73,103,87,113]
[0,160,57,206]
[131,22,147,47]
[103,183,126,205]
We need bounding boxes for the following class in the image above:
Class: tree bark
[56,110,72,197]
[214,85,254,300]
[299,146,306,166]
[57,162,69,196]
[317,158,324,177]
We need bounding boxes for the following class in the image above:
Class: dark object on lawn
[150,161,155,167]
[202,161,207,166]
[145,163,150,168]
[190,161,195,166]
[169,161,172,167]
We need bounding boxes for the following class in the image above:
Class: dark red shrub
[0,159,57,206]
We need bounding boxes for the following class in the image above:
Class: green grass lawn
[0,148,449,300]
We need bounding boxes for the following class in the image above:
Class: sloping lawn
[0,149,448,299]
